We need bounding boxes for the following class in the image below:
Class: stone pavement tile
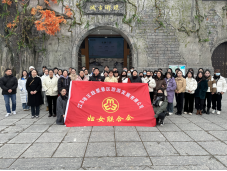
[116,142,147,157]
[115,132,141,142]
[0,159,16,169]
[15,119,36,125]
[171,142,209,155]
[157,124,181,132]
[7,114,29,119]
[53,142,87,157]
[161,117,173,124]
[186,117,211,123]
[89,132,114,142]
[20,143,59,158]
[1,124,30,133]
[219,124,227,130]
[82,157,152,169]
[150,156,226,169]
[63,132,90,142]
[34,118,56,125]
[0,144,30,158]
[209,131,227,141]
[195,122,225,131]
[0,144,3,147]
[114,126,137,132]
[69,126,92,132]
[144,142,179,156]
[138,132,166,142]
[36,132,67,143]
[215,156,227,168]
[22,124,50,133]
[136,126,159,132]
[0,133,18,143]
[9,158,83,169]
[8,133,41,143]
[85,142,116,157]
[47,125,70,133]
[92,126,114,132]
[0,126,7,132]
[0,119,20,126]
[203,116,227,123]
[168,117,191,123]
[162,132,193,142]
[185,130,218,141]
[175,123,202,131]
[197,141,227,155]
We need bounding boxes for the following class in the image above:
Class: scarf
[60,75,69,86]
[61,95,67,100]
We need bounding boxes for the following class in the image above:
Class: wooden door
[211,42,227,77]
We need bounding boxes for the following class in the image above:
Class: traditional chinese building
[0,0,227,77]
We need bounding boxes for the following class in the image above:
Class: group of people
[0,65,226,127]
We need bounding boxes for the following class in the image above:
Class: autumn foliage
[34,10,66,35]
[64,5,73,17]
[2,0,12,6]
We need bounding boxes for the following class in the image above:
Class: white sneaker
[217,111,221,115]
[212,110,216,114]
[5,113,11,117]
[169,112,173,116]
[188,113,192,115]
[12,111,16,115]
[184,112,187,114]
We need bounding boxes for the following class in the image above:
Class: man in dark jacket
[130,70,142,83]
[0,68,18,117]
[89,68,105,81]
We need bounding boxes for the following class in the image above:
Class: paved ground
[1,90,227,170]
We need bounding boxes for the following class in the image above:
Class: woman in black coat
[58,70,71,95]
[194,71,208,115]
[26,70,43,118]
[130,70,142,83]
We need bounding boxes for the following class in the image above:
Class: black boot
[206,108,210,114]
[48,114,52,117]
[202,107,206,113]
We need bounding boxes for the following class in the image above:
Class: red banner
[65,81,156,127]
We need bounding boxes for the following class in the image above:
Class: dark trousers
[204,92,212,109]
[176,93,184,114]
[175,93,177,105]
[149,92,154,103]
[195,97,205,110]
[184,93,194,113]
[46,95,58,115]
[156,112,166,123]
[212,93,222,111]
[31,106,40,116]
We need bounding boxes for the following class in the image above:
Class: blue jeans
[167,103,173,113]
[31,106,40,116]
[3,94,16,113]
[22,103,30,110]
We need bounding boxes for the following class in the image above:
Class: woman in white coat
[18,70,30,111]
[42,69,58,117]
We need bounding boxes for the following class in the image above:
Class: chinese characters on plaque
[83,2,125,15]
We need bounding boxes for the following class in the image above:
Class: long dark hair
[156,71,164,80]
[21,70,28,79]
[118,71,127,83]
[165,72,172,78]
[186,71,194,78]
[196,71,205,81]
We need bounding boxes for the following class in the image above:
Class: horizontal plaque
[83,1,125,16]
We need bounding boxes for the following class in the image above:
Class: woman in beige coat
[175,70,186,115]
[104,71,118,83]
[42,69,58,117]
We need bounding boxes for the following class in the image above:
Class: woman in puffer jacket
[164,72,176,115]
[212,69,227,115]
[42,69,58,117]
[203,69,217,114]
[184,71,197,115]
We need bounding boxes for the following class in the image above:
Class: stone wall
[1,0,227,76]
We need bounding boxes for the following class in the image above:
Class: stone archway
[71,25,138,71]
